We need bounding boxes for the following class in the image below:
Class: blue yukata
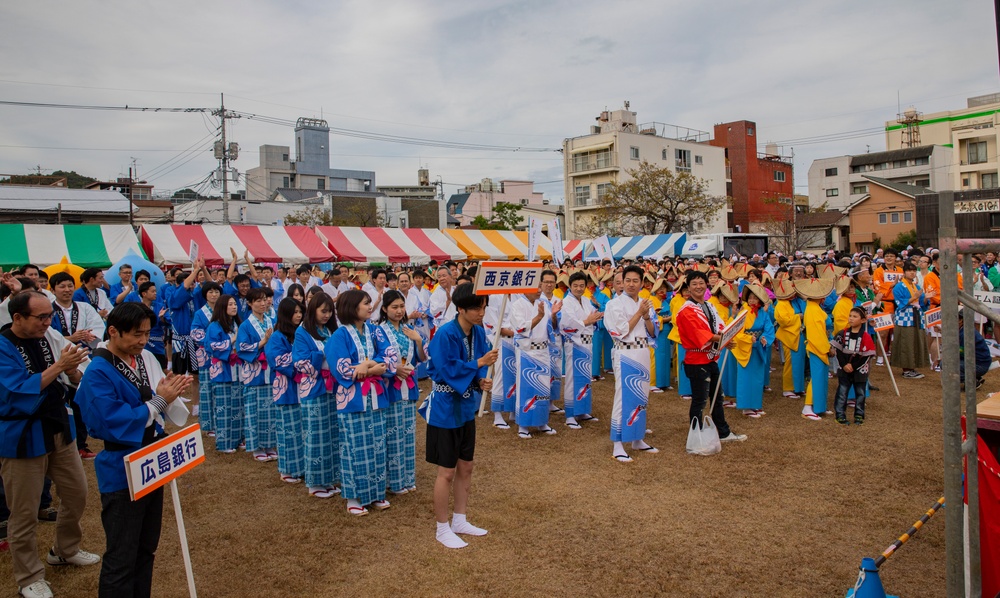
[144,299,167,361]
[592,290,612,375]
[266,331,303,480]
[327,323,396,506]
[605,293,653,444]
[168,285,197,370]
[206,321,242,451]
[541,293,563,406]
[75,349,167,494]
[483,294,512,415]
[191,304,214,432]
[733,305,776,411]
[380,321,421,493]
[419,318,490,429]
[108,281,130,306]
[803,301,833,415]
[509,295,552,429]
[236,313,277,452]
[293,326,338,489]
[655,294,673,389]
[223,281,261,322]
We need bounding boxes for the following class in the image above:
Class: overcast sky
[1,0,997,204]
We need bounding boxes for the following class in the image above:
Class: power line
[0,99,209,112]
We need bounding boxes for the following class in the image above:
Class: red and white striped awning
[139,225,334,266]
[563,239,586,260]
[314,227,466,265]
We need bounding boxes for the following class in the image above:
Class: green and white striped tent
[0,224,145,270]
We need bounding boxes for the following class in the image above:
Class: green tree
[470,201,524,230]
[578,161,725,237]
[172,188,203,200]
[887,229,917,252]
[284,206,336,227]
[50,170,97,188]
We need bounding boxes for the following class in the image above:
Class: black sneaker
[37,507,57,522]
[854,417,864,425]
[835,416,850,425]
[869,385,880,391]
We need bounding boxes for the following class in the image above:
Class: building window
[851,165,865,174]
[282,176,289,188]
[914,179,930,188]
[969,141,988,165]
[963,178,971,187]
[992,213,1000,229]
[892,160,908,169]
[825,188,839,197]
[851,184,868,195]
[903,211,913,223]
[572,149,613,172]
[575,185,591,206]
[595,149,612,168]
[878,213,887,224]
[695,155,703,165]
[825,167,838,176]
[747,127,754,136]
[774,171,786,182]
[317,178,325,190]
[282,153,289,162]
[983,172,999,189]
[662,149,668,160]
[596,183,612,201]
[914,156,929,166]
[675,149,691,172]
[873,162,887,171]
[891,212,900,224]
[630,146,640,160]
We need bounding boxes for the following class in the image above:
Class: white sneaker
[720,433,747,443]
[19,580,53,598]
[46,549,100,567]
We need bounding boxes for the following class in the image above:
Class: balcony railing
[571,153,618,173]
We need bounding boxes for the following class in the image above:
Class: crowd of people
[0,241,996,595]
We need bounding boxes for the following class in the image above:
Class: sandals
[550,407,565,414]
[613,453,634,463]
[370,499,391,511]
[743,410,762,419]
[540,427,557,435]
[280,475,302,484]
[517,431,532,439]
[309,487,337,499]
[801,413,822,421]
[577,415,599,422]
[389,487,409,495]
[565,422,582,430]
[493,422,511,430]
[635,446,659,453]
[266,451,278,461]
[347,505,369,516]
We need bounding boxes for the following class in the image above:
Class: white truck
[679,233,769,259]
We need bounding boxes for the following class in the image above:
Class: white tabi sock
[631,439,652,450]
[493,411,506,425]
[451,513,488,536]
[612,440,625,455]
[436,521,468,549]
[801,405,815,415]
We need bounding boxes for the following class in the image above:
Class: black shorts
[425,420,476,469]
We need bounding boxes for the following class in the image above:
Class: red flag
[976,435,1000,598]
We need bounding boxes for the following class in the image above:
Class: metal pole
[938,190,965,597]
[962,253,981,598]
[220,93,229,225]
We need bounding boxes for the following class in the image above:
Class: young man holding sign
[76,303,192,598]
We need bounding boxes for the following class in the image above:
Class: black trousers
[99,488,164,598]
[834,370,867,420]
[66,387,89,451]
[684,361,732,439]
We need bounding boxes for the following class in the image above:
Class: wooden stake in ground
[171,480,198,598]
[874,327,900,397]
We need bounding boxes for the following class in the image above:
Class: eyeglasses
[26,312,53,322]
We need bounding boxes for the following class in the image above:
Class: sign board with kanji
[955,199,1000,214]
[924,307,941,328]
[974,290,1000,313]
[124,423,205,501]
[882,272,901,284]
[473,261,545,295]
[869,313,895,332]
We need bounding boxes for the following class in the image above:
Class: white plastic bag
[686,416,721,456]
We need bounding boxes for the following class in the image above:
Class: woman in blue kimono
[653,279,673,391]
[206,294,242,452]
[266,298,305,484]
[191,282,221,436]
[733,284,776,417]
[292,292,339,499]
[327,290,397,516]
[379,290,426,495]
[236,287,277,463]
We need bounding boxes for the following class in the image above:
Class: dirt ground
[2,360,976,597]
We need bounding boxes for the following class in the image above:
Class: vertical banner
[549,219,566,265]
[527,217,542,262]
[593,234,615,269]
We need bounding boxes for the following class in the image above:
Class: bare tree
[284,201,388,228]
[576,160,726,238]
[753,197,830,255]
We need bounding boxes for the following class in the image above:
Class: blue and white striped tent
[584,233,687,261]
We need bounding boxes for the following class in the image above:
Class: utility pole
[213,93,240,224]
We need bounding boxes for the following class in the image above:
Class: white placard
[973,290,1000,313]
[124,423,205,501]
[474,261,545,295]
[188,240,199,264]
[549,219,565,265]
[592,235,615,268]
[527,217,542,262]
[955,199,1000,214]
[869,313,895,332]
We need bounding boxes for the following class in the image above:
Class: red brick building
[710,120,794,233]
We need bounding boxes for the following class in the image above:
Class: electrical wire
[0,100,209,112]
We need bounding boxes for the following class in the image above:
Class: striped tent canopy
[314,227,465,265]
[584,233,687,261]
[0,224,145,270]
[139,224,334,266]
[443,229,553,261]
[563,239,587,260]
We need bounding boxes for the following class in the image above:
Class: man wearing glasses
[0,292,99,598]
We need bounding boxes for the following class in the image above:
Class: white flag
[549,219,565,265]
[593,235,615,269]
[527,217,543,262]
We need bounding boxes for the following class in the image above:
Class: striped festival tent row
[314,227,465,265]
[139,224,334,266]
[0,224,145,269]
[584,233,687,261]
[562,239,587,261]
[443,229,553,261]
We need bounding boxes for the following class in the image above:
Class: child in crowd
[831,307,876,425]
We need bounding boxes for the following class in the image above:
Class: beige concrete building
[885,93,1000,191]
[562,104,728,240]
